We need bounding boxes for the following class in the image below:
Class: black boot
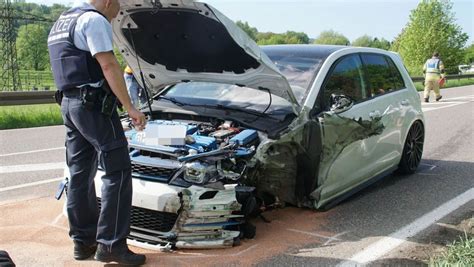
[73,241,97,260]
[94,242,146,266]
[436,95,442,101]
[424,97,429,103]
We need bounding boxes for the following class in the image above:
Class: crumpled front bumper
[94,170,243,250]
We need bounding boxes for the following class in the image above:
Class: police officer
[48,0,146,265]
[423,52,445,102]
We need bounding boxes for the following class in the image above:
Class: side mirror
[330,94,354,114]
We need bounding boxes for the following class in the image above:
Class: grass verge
[0,104,63,130]
[414,78,474,91]
[429,232,474,266]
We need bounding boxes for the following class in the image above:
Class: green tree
[352,35,373,47]
[352,35,391,50]
[463,43,474,64]
[114,47,127,69]
[313,30,350,45]
[257,31,310,45]
[391,0,468,75]
[371,38,391,50]
[284,31,310,44]
[258,33,286,45]
[16,24,49,70]
[235,21,258,42]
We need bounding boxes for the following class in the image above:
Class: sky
[26,0,474,44]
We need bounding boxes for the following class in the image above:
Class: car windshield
[266,54,324,104]
[161,82,293,115]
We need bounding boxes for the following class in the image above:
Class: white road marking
[337,188,474,266]
[419,94,474,102]
[234,244,259,256]
[0,162,65,174]
[288,229,348,246]
[155,244,259,258]
[47,223,68,232]
[419,163,437,171]
[421,94,474,112]
[323,232,349,246]
[288,228,335,239]
[439,95,474,101]
[422,102,465,112]
[51,213,64,225]
[0,125,63,132]
[0,177,63,193]
[0,147,64,157]
[422,102,451,105]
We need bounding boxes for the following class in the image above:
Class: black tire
[398,120,424,174]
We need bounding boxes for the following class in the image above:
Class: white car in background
[458,64,474,74]
[70,0,425,250]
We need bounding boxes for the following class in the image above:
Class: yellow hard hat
[124,66,133,74]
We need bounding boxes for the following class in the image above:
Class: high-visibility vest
[425,58,441,74]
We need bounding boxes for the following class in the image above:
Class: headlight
[184,161,217,184]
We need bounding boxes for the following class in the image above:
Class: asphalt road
[0,85,473,266]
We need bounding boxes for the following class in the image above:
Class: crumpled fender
[249,108,385,209]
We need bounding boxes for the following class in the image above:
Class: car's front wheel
[398,120,424,174]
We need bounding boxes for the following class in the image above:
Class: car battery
[229,130,258,146]
[191,135,218,150]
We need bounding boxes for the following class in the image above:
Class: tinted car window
[386,57,406,90]
[323,54,367,108]
[361,54,404,97]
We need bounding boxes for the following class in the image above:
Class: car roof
[261,44,347,60]
[261,44,397,60]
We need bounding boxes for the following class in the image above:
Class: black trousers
[61,95,132,250]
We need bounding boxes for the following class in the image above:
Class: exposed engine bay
[125,119,260,188]
[117,118,262,249]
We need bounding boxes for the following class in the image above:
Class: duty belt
[62,85,117,116]
[63,86,104,100]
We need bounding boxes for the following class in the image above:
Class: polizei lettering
[48,13,80,43]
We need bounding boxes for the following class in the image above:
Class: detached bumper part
[174,186,243,249]
[94,173,244,250]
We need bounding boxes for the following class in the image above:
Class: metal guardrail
[0,90,56,106]
[0,74,473,106]
[411,73,474,82]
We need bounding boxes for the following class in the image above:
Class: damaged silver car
[90,0,425,250]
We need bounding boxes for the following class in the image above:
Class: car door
[359,53,411,170]
[314,53,391,205]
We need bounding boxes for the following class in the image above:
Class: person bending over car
[48,0,147,265]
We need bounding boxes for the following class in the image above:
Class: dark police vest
[48,7,106,91]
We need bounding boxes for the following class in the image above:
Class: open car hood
[113,0,299,111]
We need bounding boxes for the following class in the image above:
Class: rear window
[361,54,405,97]
[386,57,406,90]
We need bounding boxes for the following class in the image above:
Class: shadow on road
[253,158,473,266]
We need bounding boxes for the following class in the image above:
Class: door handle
[369,110,381,119]
[400,99,410,106]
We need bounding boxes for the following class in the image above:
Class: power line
[0,0,21,91]
[0,1,54,91]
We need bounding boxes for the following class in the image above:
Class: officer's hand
[128,107,147,131]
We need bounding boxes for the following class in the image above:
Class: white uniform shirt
[73,1,113,87]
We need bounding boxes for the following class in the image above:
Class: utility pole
[0,0,21,91]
